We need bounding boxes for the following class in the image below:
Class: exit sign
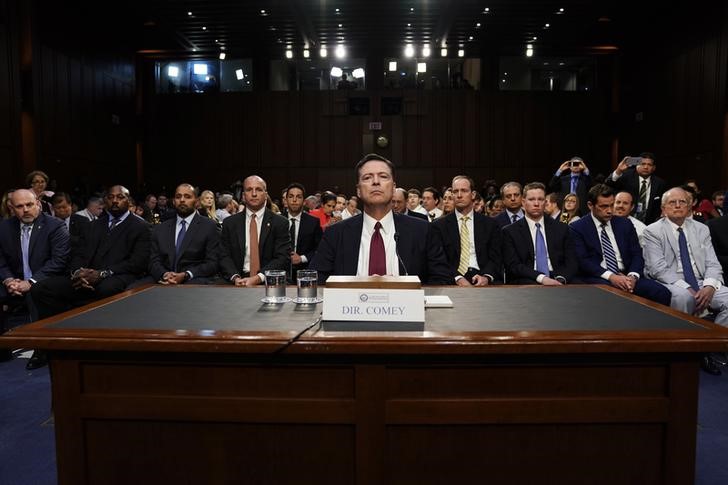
[369,122,382,130]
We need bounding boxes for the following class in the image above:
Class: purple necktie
[369,222,386,276]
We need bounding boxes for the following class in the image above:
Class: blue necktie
[570,176,578,194]
[175,220,187,271]
[677,227,700,291]
[535,223,549,276]
[21,224,32,280]
[599,224,620,274]
[109,217,121,231]
[511,214,518,224]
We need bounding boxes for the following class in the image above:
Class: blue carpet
[0,354,726,484]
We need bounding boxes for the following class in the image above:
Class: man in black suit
[548,156,593,215]
[432,175,502,286]
[569,184,671,305]
[502,182,578,285]
[219,175,291,286]
[392,188,428,220]
[284,183,322,282]
[147,184,219,284]
[310,153,450,284]
[606,152,668,225]
[707,215,728,277]
[494,182,524,228]
[0,189,69,364]
[32,185,152,318]
[51,192,90,251]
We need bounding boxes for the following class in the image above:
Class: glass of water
[263,270,290,303]
[295,270,321,304]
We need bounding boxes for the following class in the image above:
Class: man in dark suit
[548,156,593,216]
[311,153,450,284]
[392,188,428,220]
[494,182,524,228]
[147,184,219,284]
[219,175,291,286]
[32,185,151,319]
[0,189,70,364]
[707,215,728,277]
[502,182,578,285]
[569,184,671,305]
[432,175,502,285]
[284,183,322,282]
[51,192,90,251]
[606,152,668,225]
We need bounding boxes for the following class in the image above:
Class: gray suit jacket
[643,217,724,286]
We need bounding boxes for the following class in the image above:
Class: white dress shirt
[356,211,400,277]
[288,212,307,264]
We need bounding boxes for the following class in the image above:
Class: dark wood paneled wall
[0,0,21,190]
[619,2,728,194]
[144,89,612,197]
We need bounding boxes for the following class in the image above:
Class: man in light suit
[284,183,322,282]
[311,153,450,284]
[147,184,219,284]
[431,175,502,285]
[606,153,668,225]
[0,189,69,365]
[643,187,728,325]
[569,184,670,305]
[219,175,290,286]
[502,182,577,285]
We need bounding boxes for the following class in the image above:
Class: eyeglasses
[665,199,688,207]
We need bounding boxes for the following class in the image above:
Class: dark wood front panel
[85,421,355,485]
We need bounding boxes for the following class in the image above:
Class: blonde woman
[561,193,581,224]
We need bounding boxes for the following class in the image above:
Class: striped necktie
[457,216,470,275]
[599,224,620,274]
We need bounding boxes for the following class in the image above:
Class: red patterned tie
[369,222,386,275]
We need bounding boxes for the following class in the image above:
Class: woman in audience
[486,197,504,218]
[308,191,339,229]
[1,190,14,219]
[26,170,53,214]
[561,193,581,224]
[473,191,485,214]
[198,190,221,224]
[441,188,455,216]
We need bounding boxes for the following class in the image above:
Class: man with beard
[147,184,220,284]
[32,185,151,319]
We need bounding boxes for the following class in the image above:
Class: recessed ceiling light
[410,7,414,12]
[440,48,447,57]
[533,36,537,41]
[335,45,346,58]
[202,26,206,30]
[405,44,414,57]
[187,11,192,16]
[303,49,310,58]
[544,23,550,28]
[338,23,342,28]
[219,52,226,60]
[559,62,565,66]
[285,49,293,59]
[335,8,340,13]
[407,23,411,27]
[389,61,397,71]
[483,8,490,14]
[476,23,481,28]
[422,45,431,57]
[417,62,427,73]
[468,36,473,41]
[458,49,465,57]
[559,8,565,12]
[320,47,328,57]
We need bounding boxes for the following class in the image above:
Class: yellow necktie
[458,216,470,275]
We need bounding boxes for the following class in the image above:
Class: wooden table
[4,285,728,485]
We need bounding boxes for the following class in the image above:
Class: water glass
[297,270,318,303]
[264,270,288,303]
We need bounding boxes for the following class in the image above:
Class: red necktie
[369,222,386,276]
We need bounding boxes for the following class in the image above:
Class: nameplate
[322,288,425,324]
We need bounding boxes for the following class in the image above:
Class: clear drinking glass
[263,270,289,303]
[296,270,319,304]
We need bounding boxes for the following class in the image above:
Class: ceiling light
[468,36,473,41]
[235,69,244,80]
[167,65,179,78]
[440,48,448,57]
[410,7,414,12]
[202,26,206,30]
[338,24,342,28]
[422,45,431,57]
[458,49,464,57]
[260,9,266,15]
[335,45,346,58]
[303,49,310,58]
[187,11,192,16]
[285,49,293,59]
[559,8,565,13]
[417,63,427,73]
[219,52,226,60]
[330,67,343,77]
[544,23,550,28]
[405,44,414,57]
[407,23,411,27]
[559,62,565,66]
[526,44,534,57]
[476,23,481,28]
[502,79,506,83]
[389,61,397,71]
[352,68,365,79]
[335,8,340,13]
[193,63,208,75]
[483,8,490,13]
[533,36,537,41]
[320,47,327,57]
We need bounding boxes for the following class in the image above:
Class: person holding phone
[548,156,593,215]
[606,152,668,225]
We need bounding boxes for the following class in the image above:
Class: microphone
[393,233,409,276]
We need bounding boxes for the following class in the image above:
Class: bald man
[219,175,291,286]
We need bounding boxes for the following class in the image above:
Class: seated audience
[569,184,670,305]
[698,191,724,220]
[75,196,104,221]
[1,190,15,219]
[422,187,443,221]
[406,188,429,216]
[613,191,647,246]
[308,191,340,229]
[51,192,90,250]
[432,175,502,286]
[494,182,524,227]
[441,188,455,216]
[341,195,361,219]
[198,190,221,226]
[502,182,577,285]
[284,183,322,281]
[392,188,428,220]
[215,193,236,221]
[486,197,504,218]
[544,193,563,222]
[561,193,581,224]
[26,170,53,215]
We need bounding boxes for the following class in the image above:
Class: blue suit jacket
[0,213,70,282]
[310,212,450,285]
[569,215,644,278]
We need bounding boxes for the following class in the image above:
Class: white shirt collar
[590,213,610,229]
[363,210,395,236]
[246,206,266,220]
[177,212,196,226]
[456,209,474,222]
